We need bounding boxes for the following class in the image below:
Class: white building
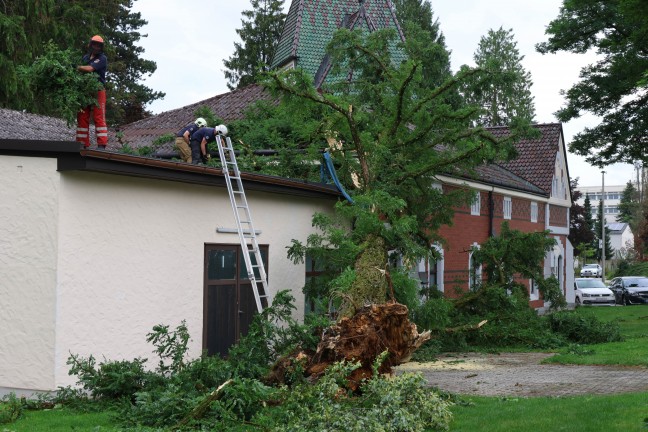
[0,139,340,396]
[607,222,635,259]
[575,184,627,224]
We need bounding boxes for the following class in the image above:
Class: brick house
[432,124,573,308]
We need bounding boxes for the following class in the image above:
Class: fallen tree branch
[444,320,488,334]
[174,379,233,429]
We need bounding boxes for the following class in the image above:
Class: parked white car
[574,278,616,306]
[580,264,603,278]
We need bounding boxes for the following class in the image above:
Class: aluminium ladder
[216,135,270,313]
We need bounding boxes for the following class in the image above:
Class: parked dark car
[609,277,648,305]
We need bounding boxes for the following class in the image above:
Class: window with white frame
[529,279,539,300]
[503,196,512,220]
[531,201,538,223]
[471,191,481,215]
[416,245,445,298]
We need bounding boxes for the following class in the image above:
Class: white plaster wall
[0,156,59,391]
[54,172,334,388]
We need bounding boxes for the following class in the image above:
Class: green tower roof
[271,0,406,87]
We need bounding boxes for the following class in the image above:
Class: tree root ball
[267,303,430,390]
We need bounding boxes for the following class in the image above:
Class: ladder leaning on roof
[216,133,270,313]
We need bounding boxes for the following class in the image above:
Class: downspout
[488,188,494,237]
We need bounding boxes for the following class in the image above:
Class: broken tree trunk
[267,302,430,391]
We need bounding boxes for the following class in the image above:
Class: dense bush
[66,354,154,401]
[447,285,564,349]
[547,311,623,344]
[0,393,22,424]
[255,357,452,432]
[614,261,648,277]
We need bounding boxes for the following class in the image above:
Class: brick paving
[395,352,648,397]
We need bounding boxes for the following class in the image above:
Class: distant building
[575,184,627,224]
[606,222,634,258]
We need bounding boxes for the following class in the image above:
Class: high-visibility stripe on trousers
[76,89,108,148]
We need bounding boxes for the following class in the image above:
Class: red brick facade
[436,185,569,307]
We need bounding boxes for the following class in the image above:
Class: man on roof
[76,35,108,150]
[175,118,207,163]
[190,125,228,164]
[190,127,216,165]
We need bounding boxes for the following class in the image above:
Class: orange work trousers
[76,89,108,148]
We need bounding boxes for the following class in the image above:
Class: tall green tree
[0,0,162,125]
[0,0,57,109]
[594,200,614,260]
[569,178,595,257]
[537,0,648,166]
[270,27,535,314]
[464,27,535,127]
[392,0,452,88]
[617,181,639,224]
[223,0,286,90]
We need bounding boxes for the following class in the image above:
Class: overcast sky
[132,0,636,188]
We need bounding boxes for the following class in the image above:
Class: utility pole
[601,170,606,283]
[635,162,642,202]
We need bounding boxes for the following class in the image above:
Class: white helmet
[214,124,228,136]
[195,117,207,128]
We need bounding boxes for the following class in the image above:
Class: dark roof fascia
[58,149,342,200]
[0,139,80,157]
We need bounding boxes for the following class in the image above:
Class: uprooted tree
[255,26,538,374]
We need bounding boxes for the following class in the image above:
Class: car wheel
[575,297,581,307]
[623,295,630,306]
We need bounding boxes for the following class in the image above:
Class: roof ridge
[485,122,561,131]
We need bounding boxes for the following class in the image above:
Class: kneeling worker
[190,126,216,164]
[175,117,206,163]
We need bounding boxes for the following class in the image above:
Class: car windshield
[583,264,598,269]
[624,278,648,287]
[576,279,607,288]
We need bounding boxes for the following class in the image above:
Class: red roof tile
[488,123,563,195]
[113,84,272,150]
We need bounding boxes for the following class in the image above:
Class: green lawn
[2,408,118,431]
[450,392,648,432]
[545,305,648,366]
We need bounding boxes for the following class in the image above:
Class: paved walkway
[395,352,648,397]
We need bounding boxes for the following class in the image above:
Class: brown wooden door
[203,244,268,357]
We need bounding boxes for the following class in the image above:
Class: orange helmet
[90,35,104,44]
